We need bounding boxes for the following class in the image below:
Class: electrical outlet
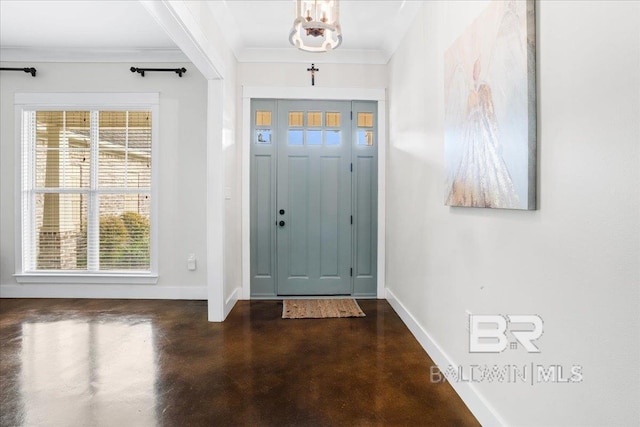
[187,254,197,271]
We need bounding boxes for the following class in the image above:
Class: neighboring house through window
[15,93,159,283]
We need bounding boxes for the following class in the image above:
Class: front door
[276,100,352,295]
[250,99,377,297]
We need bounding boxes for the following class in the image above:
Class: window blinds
[23,110,152,272]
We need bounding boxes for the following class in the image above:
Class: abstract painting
[444,0,536,210]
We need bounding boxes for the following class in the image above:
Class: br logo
[469,315,543,353]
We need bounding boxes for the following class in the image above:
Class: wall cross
[307,63,319,86]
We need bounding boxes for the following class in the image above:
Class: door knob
[279,220,285,227]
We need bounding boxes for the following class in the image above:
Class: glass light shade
[289,0,342,52]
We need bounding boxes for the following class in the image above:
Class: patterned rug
[282,299,366,319]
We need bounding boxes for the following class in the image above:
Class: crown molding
[237,47,388,65]
[0,47,188,63]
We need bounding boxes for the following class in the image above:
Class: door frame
[241,86,386,299]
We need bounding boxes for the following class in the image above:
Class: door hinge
[350,215,353,225]
[350,111,353,120]
[350,268,353,277]
[350,163,353,172]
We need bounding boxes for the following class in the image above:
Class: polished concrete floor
[0,298,479,427]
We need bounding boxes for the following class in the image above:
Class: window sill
[14,273,159,285]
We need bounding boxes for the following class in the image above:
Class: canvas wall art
[444,0,536,210]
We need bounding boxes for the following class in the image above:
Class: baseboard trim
[0,284,207,300]
[385,288,506,427]
[224,287,241,318]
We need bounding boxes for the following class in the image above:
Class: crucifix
[307,63,319,86]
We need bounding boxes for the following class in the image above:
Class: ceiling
[0,0,421,64]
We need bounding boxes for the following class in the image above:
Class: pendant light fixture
[289,0,342,52]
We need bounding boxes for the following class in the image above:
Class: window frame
[14,93,159,284]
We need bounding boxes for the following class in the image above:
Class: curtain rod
[130,67,186,78]
[0,67,37,77]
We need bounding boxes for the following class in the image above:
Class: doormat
[282,299,366,319]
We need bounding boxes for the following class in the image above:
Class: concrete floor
[0,298,479,426]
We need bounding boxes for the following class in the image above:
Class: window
[16,93,158,283]
[357,112,375,146]
[255,110,272,144]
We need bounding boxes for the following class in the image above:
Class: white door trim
[241,86,387,299]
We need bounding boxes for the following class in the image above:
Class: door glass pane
[288,130,304,145]
[256,111,272,126]
[326,112,341,127]
[326,130,341,145]
[307,112,322,127]
[307,130,322,145]
[357,112,374,128]
[256,129,272,144]
[357,130,374,146]
[289,112,304,127]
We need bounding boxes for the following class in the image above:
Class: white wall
[0,62,209,299]
[237,62,387,89]
[387,1,639,426]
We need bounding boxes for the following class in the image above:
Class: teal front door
[250,99,378,297]
[276,100,352,295]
